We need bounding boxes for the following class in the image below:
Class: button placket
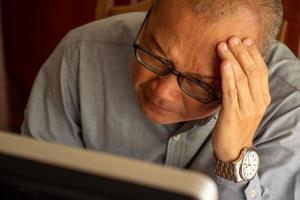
[172,134,181,141]
[165,134,184,167]
[250,189,256,198]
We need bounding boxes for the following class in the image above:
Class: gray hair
[153,0,283,55]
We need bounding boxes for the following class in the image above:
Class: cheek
[182,97,221,120]
[132,61,155,91]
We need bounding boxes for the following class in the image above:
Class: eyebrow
[149,33,220,80]
[149,33,168,58]
[189,73,220,81]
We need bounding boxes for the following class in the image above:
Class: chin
[139,100,182,125]
[139,103,178,124]
[136,91,184,125]
[146,112,178,125]
[140,102,219,125]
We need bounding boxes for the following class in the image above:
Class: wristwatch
[215,148,259,183]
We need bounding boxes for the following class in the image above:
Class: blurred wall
[2,0,98,131]
[0,0,9,130]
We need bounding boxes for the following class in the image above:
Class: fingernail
[243,38,253,46]
[231,37,241,46]
[220,43,228,51]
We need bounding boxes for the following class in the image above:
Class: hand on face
[212,36,271,162]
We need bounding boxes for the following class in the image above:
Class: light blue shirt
[22,13,300,200]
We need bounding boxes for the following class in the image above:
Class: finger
[243,38,267,72]
[227,37,267,104]
[217,41,252,108]
[242,39,270,104]
[220,60,237,111]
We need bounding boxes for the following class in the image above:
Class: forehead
[146,1,258,78]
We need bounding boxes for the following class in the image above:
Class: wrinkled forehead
[145,1,258,76]
[148,0,258,46]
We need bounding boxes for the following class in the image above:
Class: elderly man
[22,0,300,199]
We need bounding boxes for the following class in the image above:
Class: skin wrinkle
[154,0,283,55]
[150,8,215,78]
[146,12,219,81]
[152,3,258,77]
[146,27,220,85]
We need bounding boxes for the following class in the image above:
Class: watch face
[240,150,259,181]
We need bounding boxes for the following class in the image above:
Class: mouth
[143,92,175,114]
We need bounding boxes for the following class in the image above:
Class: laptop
[0,131,218,200]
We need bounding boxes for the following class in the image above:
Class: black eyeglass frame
[133,8,221,104]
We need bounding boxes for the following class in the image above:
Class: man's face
[132,1,258,124]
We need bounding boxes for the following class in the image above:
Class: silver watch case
[233,148,260,182]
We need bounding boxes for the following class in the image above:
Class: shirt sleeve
[215,51,300,199]
[216,175,266,200]
[21,34,84,148]
[215,95,300,200]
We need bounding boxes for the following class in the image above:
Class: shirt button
[250,189,256,198]
[172,135,181,141]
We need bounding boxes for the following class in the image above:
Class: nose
[148,74,182,104]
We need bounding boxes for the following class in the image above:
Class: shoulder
[39,12,146,76]
[266,41,300,92]
[256,42,300,134]
[63,12,146,47]
[263,42,300,121]
[256,42,300,141]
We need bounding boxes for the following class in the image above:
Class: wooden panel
[95,0,151,20]
[95,0,114,20]
[108,0,152,16]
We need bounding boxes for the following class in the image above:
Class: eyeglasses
[133,9,221,104]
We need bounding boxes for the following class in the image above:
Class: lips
[143,90,177,114]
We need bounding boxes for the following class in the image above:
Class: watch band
[215,158,236,182]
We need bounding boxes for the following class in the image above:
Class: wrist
[214,148,259,183]
[214,150,240,162]
[213,143,253,162]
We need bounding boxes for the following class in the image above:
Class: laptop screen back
[0,131,218,200]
